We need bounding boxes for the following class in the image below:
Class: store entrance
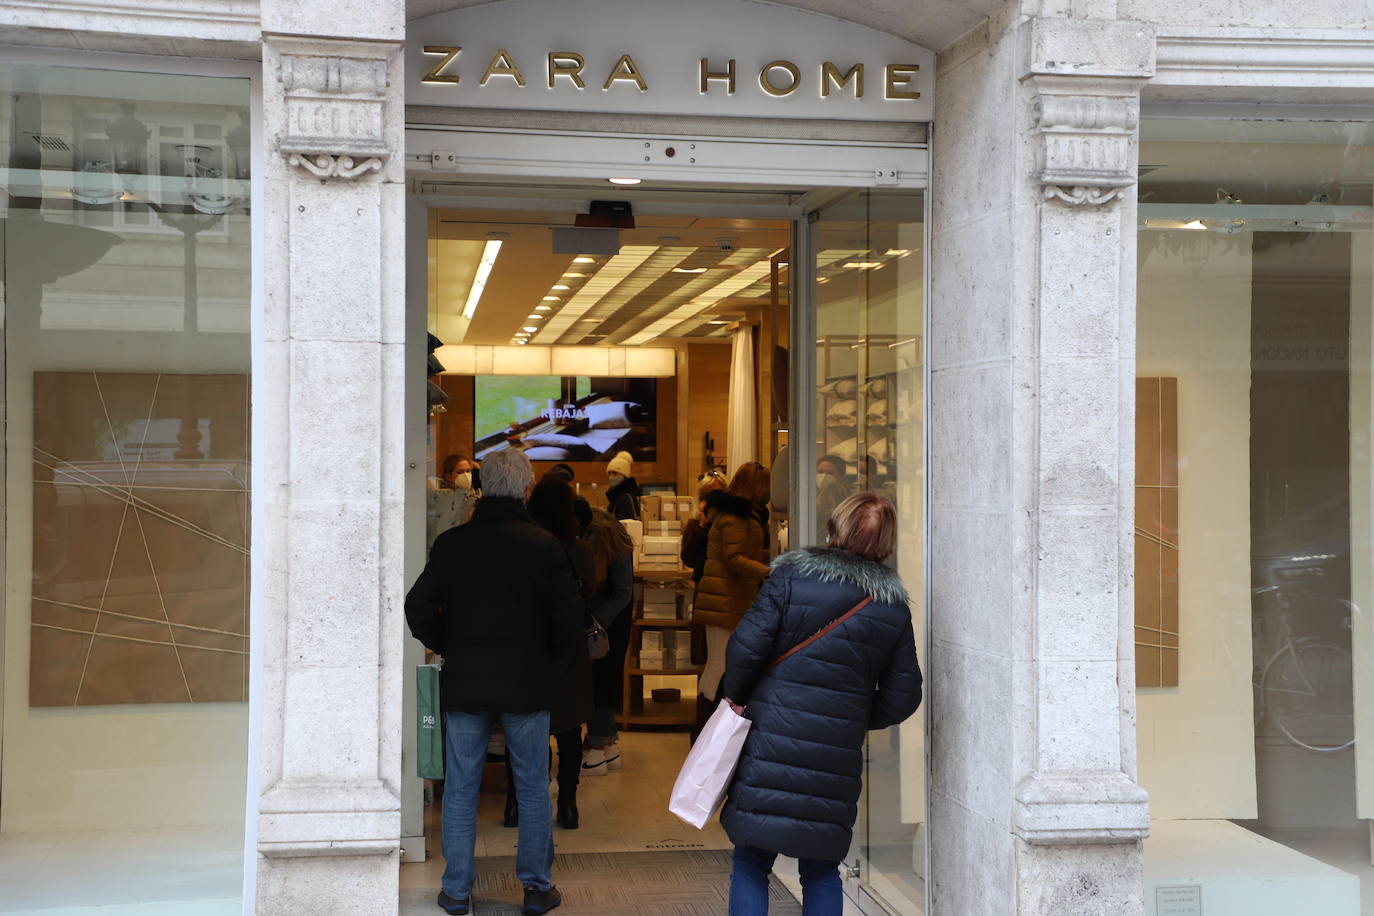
[399,178,927,915]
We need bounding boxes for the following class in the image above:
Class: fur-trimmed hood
[771,547,909,607]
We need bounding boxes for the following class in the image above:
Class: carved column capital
[1030,77,1145,208]
[269,38,394,181]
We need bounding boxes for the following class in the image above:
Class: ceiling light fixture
[563,271,587,278]
[608,177,642,185]
[542,295,561,301]
[522,325,539,333]
[573,256,596,264]
[552,284,571,290]
[843,261,883,269]
[461,239,503,320]
[535,304,552,311]
[672,267,708,274]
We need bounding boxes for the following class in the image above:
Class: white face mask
[817,471,837,489]
[453,472,472,490]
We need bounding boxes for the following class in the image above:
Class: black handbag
[586,618,610,660]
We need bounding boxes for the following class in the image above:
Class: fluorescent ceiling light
[843,261,883,269]
[461,239,502,320]
[532,246,667,344]
[608,177,642,185]
[885,249,911,257]
[621,257,774,345]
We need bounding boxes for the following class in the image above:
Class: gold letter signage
[419,47,920,106]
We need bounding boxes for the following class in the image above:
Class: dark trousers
[588,606,631,745]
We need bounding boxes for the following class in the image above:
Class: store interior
[405,183,928,914]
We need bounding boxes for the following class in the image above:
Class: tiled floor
[400,730,864,915]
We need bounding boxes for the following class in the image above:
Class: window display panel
[1137,119,1373,911]
[0,63,252,908]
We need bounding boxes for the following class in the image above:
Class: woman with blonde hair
[721,492,922,915]
[693,461,772,721]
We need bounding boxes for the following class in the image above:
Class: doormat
[456,849,801,914]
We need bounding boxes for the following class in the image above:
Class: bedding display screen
[474,375,657,463]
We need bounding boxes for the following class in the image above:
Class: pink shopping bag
[668,699,752,829]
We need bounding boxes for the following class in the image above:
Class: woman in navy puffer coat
[720,492,922,915]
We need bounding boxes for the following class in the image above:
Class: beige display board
[29,372,250,707]
[1135,377,1180,688]
[1135,232,1257,820]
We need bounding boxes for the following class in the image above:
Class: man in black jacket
[405,448,582,916]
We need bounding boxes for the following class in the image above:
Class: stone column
[253,2,407,912]
[930,11,1154,914]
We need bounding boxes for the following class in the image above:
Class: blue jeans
[730,846,842,916]
[442,710,554,899]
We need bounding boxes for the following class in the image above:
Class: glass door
[797,189,927,913]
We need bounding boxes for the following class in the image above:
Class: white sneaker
[605,741,622,771]
[581,747,608,776]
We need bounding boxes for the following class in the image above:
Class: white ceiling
[406,0,998,52]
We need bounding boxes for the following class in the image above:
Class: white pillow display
[826,399,858,424]
[585,401,638,429]
[523,446,574,460]
[522,432,589,450]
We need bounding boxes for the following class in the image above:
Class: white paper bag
[668,699,752,829]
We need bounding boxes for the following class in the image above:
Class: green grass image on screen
[474,375,562,441]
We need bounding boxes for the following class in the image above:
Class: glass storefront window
[1138,118,1374,908]
[807,189,926,913]
[0,63,252,910]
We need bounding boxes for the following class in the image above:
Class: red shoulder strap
[769,595,873,669]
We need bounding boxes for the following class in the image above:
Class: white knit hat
[606,450,633,478]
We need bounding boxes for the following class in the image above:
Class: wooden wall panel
[684,342,732,494]
[1136,376,1179,687]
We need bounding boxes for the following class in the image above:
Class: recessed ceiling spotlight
[542,295,561,301]
[707,320,729,325]
[516,339,529,345]
[578,317,600,322]
[672,267,708,274]
[522,325,539,333]
[573,256,596,264]
[535,304,552,311]
[552,284,571,290]
[528,314,544,320]
[563,271,587,278]
[608,177,642,185]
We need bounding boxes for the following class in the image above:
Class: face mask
[817,472,836,489]
[608,473,624,486]
[453,472,472,490]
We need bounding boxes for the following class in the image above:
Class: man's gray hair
[481,448,534,499]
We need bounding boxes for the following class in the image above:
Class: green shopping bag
[417,663,444,779]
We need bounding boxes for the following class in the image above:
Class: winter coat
[694,490,769,630]
[719,547,923,862]
[606,476,642,521]
[680,515,710,584]
[404,497,584,713]
[549,536,596,734]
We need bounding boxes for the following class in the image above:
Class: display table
[1144,820,1358,915]
[621,571,700,729]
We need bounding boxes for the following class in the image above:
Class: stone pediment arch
[406,0,1003,52]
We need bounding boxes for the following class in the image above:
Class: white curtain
[726,325,756,473]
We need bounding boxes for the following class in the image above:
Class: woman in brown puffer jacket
[694,461,771,720]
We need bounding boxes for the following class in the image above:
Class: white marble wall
[252,2,409,912]
[930,6,1152,913]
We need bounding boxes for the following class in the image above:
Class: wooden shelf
[633,618,690,628]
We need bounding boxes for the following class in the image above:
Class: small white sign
[1156,885,1202,916]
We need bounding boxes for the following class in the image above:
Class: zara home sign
[406,0,934,123]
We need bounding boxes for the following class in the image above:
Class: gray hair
[481,448,534,499]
